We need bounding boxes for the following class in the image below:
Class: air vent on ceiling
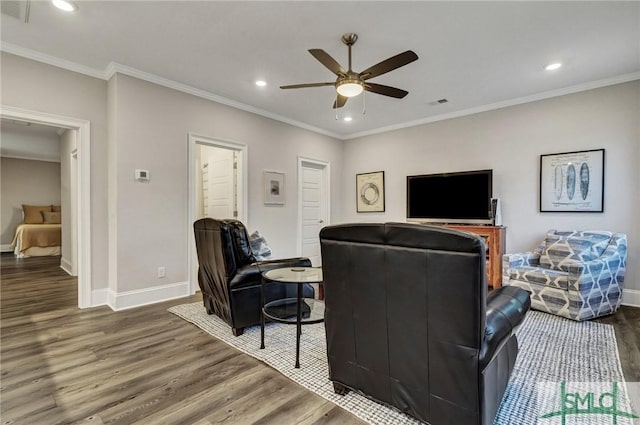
[428,98,449,106]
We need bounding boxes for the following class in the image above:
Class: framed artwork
[264,171,285,205]
[540,149,604,212]
[356,171,385,212]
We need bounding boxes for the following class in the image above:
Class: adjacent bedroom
[1,118,78,276]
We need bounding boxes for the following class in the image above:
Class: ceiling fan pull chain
[335,94,339,120]
[362,91,367,115]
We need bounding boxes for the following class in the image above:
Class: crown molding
[3,42,638,142]
[0,43,342,139]
[105,63,342,139]
[343,71,640,140]
[0,42,108,79]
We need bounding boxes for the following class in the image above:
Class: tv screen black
[407,169,493,224]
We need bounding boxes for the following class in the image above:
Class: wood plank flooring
[0,254,365,425]
[1,254,639,424]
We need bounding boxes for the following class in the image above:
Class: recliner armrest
[229,257,312,289]
[256,257,312,271]
[503,251,541,269]
[479,286,531,368]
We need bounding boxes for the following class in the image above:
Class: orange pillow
[52,205,61,212]
[22,205,52,224]
[42,211,61,224]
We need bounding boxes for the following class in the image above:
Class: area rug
[169,303,636,424]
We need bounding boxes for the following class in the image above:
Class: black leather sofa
[319,223,530,425]
[194,218,314,336]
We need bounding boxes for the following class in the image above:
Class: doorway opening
[1,106,91,308]
[187,133,247,293]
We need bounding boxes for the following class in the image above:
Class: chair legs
[333,382,349,395]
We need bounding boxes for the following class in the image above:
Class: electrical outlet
[157,267,166,278]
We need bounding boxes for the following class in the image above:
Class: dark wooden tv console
[443,225,506,289]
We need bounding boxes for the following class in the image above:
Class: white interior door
[298,158,330,267]
[198,145,237,220]
[207,148,235,219]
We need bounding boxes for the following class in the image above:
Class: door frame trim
[1,105,92,308]
[296,156,330,259]
[187,133,248,295]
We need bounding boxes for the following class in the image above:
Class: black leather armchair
[320,223,530,425]
[194,218,314,336]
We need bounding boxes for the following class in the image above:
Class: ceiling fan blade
[332,95,348,109]
[364,83,409,99]
[309,49,347,76]
[280,82,335,89]
[359,50,419,80]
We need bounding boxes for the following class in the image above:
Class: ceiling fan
[280,33,419,109]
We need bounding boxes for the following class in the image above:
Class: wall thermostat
[135,169,150,182]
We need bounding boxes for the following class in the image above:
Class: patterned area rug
[169,303,635,424]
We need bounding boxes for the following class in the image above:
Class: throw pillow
[42,211,61,224]
[22,204,52,224]
[249,231,272,261]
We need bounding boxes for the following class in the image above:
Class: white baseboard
[91,288,109,307]
[107,281,191,311]
[1,244,14,253]
[621,289,640,308]
[60,257,75,276]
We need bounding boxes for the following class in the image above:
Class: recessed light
[545,62,562,71]
[52,0,78,12]
[343,117,353,122]
[255,80,267,87]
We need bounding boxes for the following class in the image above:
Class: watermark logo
[538,381,640,424]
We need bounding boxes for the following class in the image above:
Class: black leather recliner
[320,223,530,425]
[194,218,314,336]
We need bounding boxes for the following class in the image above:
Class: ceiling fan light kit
[336,80,364,97]
[281,33,418,109]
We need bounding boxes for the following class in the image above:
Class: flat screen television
[407,169,493,224]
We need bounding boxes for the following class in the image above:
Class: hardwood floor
[2,254,639,424]
[595,300,640,381]
[0,254,365,425]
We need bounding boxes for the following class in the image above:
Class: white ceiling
[1,1,639,139]
[1,119,62,162]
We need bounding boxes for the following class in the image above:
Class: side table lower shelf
[262,298,325,325]
[260,267,324,368]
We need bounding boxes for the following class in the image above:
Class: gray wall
[342,81,640,296]
[3,50,637,306]
[1,52,344,302]
[1,157,62,245]
[109,74,344,292]
[1,52,109,290]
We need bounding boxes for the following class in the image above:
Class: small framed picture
[539,149,605,212]
[356,171,385,213]
[264,171,285,205]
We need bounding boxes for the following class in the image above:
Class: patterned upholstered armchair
[503,230,627,321]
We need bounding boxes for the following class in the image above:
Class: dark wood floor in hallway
[1,254,639,424]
